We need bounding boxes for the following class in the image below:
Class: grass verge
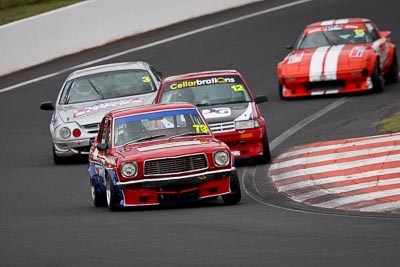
[0,0,84,26]
[376,112,400,133]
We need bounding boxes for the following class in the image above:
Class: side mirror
[40,101,54,111]
[97,143,108,151]
[380,31,391,38]
[285,45,293,50]
[254,95,268,104]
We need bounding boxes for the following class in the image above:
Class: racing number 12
[231,84,244,91]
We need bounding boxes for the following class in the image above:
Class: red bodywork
[153,70,270,162]
[88,103,239,208]
[277,18,397,98]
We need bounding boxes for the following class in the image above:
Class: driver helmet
[74,81,92,96]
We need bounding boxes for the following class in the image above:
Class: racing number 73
[193,124,208,133]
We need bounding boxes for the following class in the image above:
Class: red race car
[277,18,398,98]
[88,103,241,210]
[154,70,271,163]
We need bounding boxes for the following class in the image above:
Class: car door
[91,117,111,184]
[366,22,391,71]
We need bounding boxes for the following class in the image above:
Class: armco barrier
[0,0,261,77]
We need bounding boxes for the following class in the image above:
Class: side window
[365,23,379,41]
[150,66,163,82]
[98,118,110,148]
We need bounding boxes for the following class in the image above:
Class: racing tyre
[106,174,120,211]
[278,82,286,99]
[222,171,241,205]
[384,52,399,83]
[254,129,272,164]
[91,182,106,207]
[371,61,384,93]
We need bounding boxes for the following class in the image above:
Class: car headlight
[214,150,229,167]
[235,120,259,130]
[59,127,71,139]
[121,162,138,177]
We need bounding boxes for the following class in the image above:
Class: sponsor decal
[92,148,99,160]
[234,103,253,120]
[324,24,342,31]
[169,77,235,90]
[136,140,203,152]
[349,46,366,57]
[202,107,232,119]
[51,114,57,125]
[232,151,241,156]
[107,156,116,165]
[74,98,144,118]
[288,52,304,64]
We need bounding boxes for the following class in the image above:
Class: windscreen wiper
[88,79,104,99]
[124,134,166,146]
[168,132,208,141]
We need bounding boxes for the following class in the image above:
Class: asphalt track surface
[1,0,400,266]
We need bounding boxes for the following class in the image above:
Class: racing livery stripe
[309,45,344,83]
[324,45,345,80]
[309,46,329,81]
[320,19,349,26]
[268,133,400,213]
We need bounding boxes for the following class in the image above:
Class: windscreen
[60,70,157,104]
[160,75,252,106]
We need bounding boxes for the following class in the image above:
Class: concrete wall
[0,0,261,77]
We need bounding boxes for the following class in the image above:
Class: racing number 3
[142,76,151,83]
[193,124,208,133]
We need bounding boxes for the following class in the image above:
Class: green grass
[0,0,84,26]
[376,112,400,133]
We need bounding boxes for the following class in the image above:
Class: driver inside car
[117,120,147,145]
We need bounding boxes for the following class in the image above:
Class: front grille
[82,123,100,134]
[144,154,208,176]
[209,121,235,133]
[305,80,346,92]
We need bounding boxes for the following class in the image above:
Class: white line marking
[0,0,312,94]
[359,201,400,212]
[315,188,400,209]
[269,97,349,151]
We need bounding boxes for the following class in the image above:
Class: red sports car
[277,18,398,98]
[154,70,271,163]
[88,103,241,210]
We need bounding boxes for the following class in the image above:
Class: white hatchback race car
[40,61,162,164]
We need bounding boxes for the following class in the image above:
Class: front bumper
[281,76,373,98]
[117,168,236,206]
[53,138,94,157]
